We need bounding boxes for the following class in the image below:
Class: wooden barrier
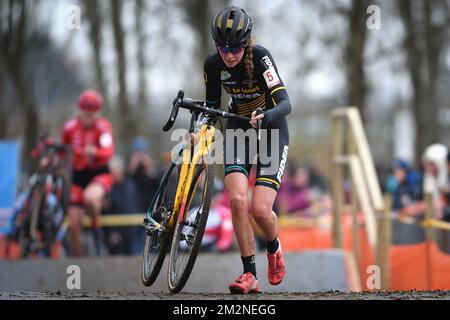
[330,107,386,290]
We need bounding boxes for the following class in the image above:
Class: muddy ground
[1,290,450,300]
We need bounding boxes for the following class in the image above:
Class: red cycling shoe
[267,245,286,285]
[228,272,260,294]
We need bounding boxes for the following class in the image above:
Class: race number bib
[263,67,281,89]
[99,133,113,148]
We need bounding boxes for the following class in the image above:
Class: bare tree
[135,0,149,134]
[82,0,110,115]
[111,0,136,153]
[0,0,40,171]
[397,0,449,159]
[309,0,371,121]
[181,0,212,61]
[344,0,370,120]
[180,0,230,61]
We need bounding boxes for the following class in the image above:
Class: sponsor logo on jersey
[230,93,262,99]
[277,145,289,181]
[261,55,273,69]
[221,70,232,81]
[242,79,259,87]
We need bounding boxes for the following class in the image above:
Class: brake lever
[163,90,184,132]
[257,120,262,141]
[255,108,264,141]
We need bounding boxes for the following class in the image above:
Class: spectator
[277,166,313,217]
[128,137,161,213]
[422,144,450,222]
[422,144,449,220]
[305,159,328,194]
[105,156,144,255]
[385,159,422,211]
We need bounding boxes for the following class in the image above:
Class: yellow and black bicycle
[141,90,251,293]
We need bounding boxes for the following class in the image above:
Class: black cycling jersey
[204,45,291,122]
[203,45,291,191]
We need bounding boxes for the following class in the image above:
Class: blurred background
[1,0,449,172]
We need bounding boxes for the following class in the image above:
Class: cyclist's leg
[224,172,253,256]
[223,118,254,257]
[67,185,86,256]
[83,173,113,229]
[253,117,289,233]
[251,186,278,241]
[253,118,289,285]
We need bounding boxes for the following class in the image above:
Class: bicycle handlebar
[162,90,251,132]
[31,135,72,159]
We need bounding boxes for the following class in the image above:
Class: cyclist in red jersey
[61,90,114,256]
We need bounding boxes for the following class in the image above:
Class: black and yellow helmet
[211,6,252,47]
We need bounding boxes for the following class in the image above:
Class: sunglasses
[217,45,246,54]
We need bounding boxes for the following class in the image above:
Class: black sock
[241,255,257,278]
[266,237,279,253]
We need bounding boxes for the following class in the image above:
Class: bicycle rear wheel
[141,162,181,286]
[167,163,214,293]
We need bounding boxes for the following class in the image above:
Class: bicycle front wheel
[167,163,214,293]
[43,169,71,247]
[19,184,44,257]
[141,162,181,286]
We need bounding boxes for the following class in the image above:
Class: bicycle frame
[145,123,215,232]
[176,123,215,224]
[145,90,251,234]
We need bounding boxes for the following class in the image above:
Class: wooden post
[350,180,361,276]
[424,192,434,290]
[424,193,434,242]
[349,156,377,248]
[347,108,384,211]
[377,194,391,291]
[348,125,361,275]
[331,116,344,248]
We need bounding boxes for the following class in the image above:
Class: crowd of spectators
[70,142,450,255]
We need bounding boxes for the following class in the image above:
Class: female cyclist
[203,6,291,294]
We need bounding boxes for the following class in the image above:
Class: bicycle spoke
[141,162,181,286]
[168,165,213,292]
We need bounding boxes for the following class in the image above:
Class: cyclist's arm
[61,123,85,159]
[204,55,221,109]
[266,86,291,123]
[93,122,114,163]
[258,49,292,123]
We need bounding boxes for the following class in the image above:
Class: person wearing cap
[423,143,450,221]
[385,159,422,211]
[61,90,114,256]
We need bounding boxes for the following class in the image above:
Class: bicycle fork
[177,125,213,225]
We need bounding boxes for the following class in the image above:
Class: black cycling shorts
[223,117,289,192]
[72,166,110,189]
